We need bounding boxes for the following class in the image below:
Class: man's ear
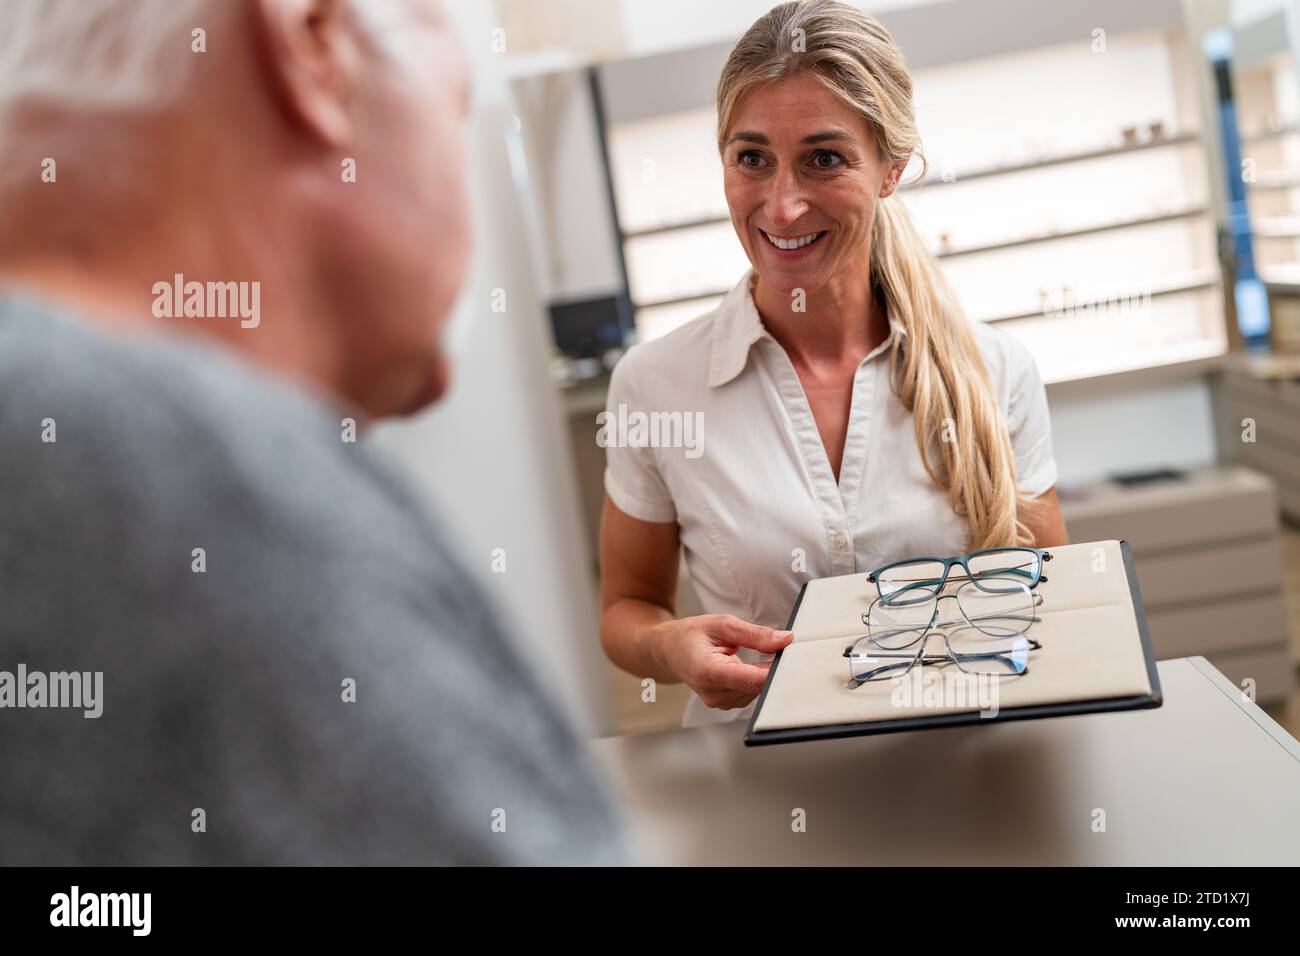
[253,0,362,146]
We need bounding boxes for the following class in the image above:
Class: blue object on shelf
[1203,26,1271,349]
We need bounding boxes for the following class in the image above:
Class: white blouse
[603,270,1058,726]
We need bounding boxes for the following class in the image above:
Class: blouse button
[831,533,849,551]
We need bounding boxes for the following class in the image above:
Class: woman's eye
[737,150,764,169]
[812,150,844,169]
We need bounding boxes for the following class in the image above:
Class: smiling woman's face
[722,72,901,298]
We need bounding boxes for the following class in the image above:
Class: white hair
[0,0,211,108]
[0,0,415,111]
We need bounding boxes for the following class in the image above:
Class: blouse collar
[707,270,907,388]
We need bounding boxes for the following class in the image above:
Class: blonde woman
[599,0,1068,727]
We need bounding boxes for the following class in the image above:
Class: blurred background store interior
[367,0,1300,739]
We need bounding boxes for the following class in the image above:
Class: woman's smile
[758,227,830,258]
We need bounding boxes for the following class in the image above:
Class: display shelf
[972,267,1220,325]
[1036,338,1227,386]
[636,288,730,311]
[1242,121,1300,144]
[1255,217,1300,238]
[938,206,1209,259]
[1261,263,1300,293]
[624,214,728,240]
[902,130,1200,189]
[1254,169,1300,190]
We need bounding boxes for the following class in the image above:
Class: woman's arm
[599,496,793,710]
[598,496,681,682]
[1023,486,1069,548]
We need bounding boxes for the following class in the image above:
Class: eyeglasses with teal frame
[867,547,1053,607]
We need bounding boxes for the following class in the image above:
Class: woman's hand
[599,499,794,710]
[648,614,794,710]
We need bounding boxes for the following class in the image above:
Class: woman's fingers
[700,658,772,698]
[671,615,790,707]
[708,615,794,653]
[701,692,755,710]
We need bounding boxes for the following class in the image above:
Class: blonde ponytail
[717,0,1044,549]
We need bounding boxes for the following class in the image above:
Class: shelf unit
[1217,347,1300,526]
[1060,465,1295,704]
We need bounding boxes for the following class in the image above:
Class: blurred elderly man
[0,0,626,864]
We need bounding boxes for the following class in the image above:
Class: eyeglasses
[844,631,1042,685]
[867,547,1052,607]
[845,575,1044,685]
